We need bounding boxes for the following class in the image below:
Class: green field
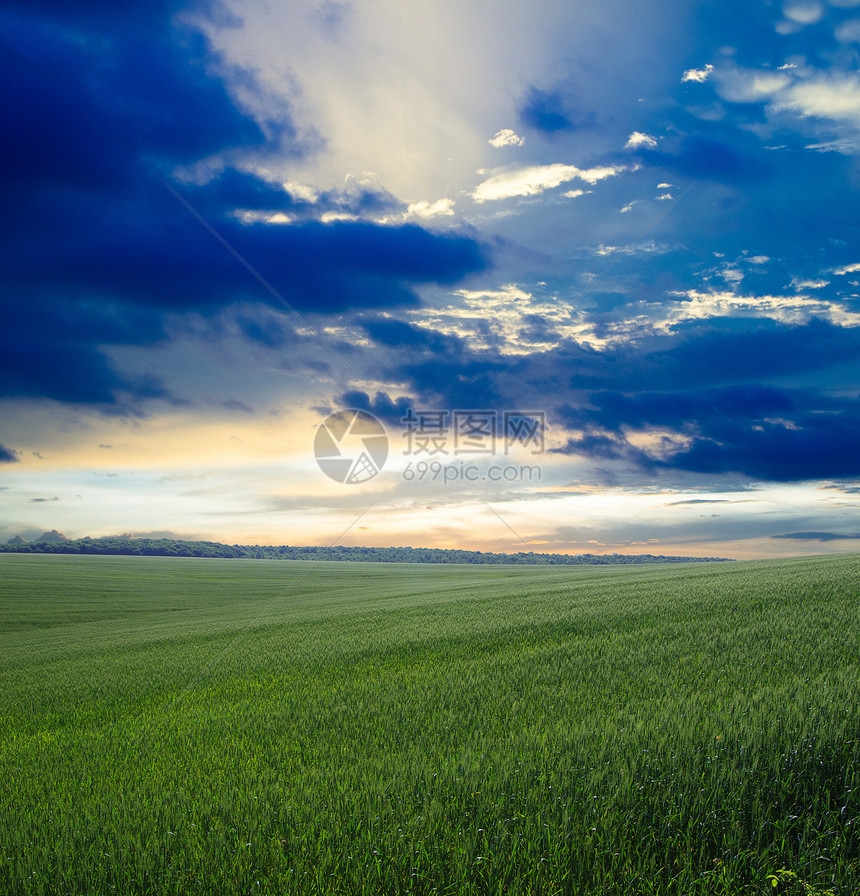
[0,553,858,895]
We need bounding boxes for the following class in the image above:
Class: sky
[3,0,860,559]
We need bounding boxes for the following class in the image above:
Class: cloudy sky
[4,0,860,558]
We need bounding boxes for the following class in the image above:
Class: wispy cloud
[663,289,860,328]
[772,530,860,540]
[833,261,860,275]
[775,73,860,125]
[790,277,830,290]
[835,19,860,42]
[782,0,825,25]
[410,284,598,354]
[717,68,792,103]
[714,64,860,151]
[472,163,628,202]
[406,198,456,219]
[594,241,670,256]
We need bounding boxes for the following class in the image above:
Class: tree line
[0,535,730,564]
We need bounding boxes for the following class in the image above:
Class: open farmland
[0,553,858,895]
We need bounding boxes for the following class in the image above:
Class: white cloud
[656,192,673,200]
[776,19,804,34]
[418,280,860,358]
[578,165,629,184]
[782,0,825,24]
[593,241,669,256]
[320,211,358,223]
[471,163,628,202]
[663,289,860,327]
[717,69,792,103]
[712,65,860,151]
[424,279,860,357]
[489,129,525,148]
[414,285,596,354]
[833,261,860,274]
[790,277,830,289]
[454,285,533,303]
[682,64,714,83]
[620,201,638,213]
[776,74,860,124]
[406,198,455,218]
[657,182,673,189]
[747,255,771,264]
[236,210,295,225]
[835,18,860,41]
[282,181,319,203]
[805,138,859,152]
[563,189,592,198]
[625,131,658,149]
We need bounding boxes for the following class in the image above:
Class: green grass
[0,552,858,895]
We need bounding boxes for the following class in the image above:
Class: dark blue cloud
[662,318,860,384]
[772,532,860,542]
[183,169,404,220]
[2,0,205,28]
[188,170,301,213]
[340,304,860,484]
[518,87,593,134]
[236,311,289,349]
[360,318,461,353]
[657,412,860,481]
[570,384,794,431]
[0,1,489,406]
[335,353,507,419]
[0,291,175,404]
[552,374,860,482]
[551,320,860,394]
[0,444,19,463]
[0,10,271,200]
[395,355,507,410]
[467,312,860,483]
[4,192,487,314]
[553,412,860,482]
[335,390,414,425]
[0,331,142,405]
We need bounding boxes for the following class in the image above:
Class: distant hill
[0,534,732,564]
[7,529,69,545]
[36,529,68,543]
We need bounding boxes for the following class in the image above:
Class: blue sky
[3,0,860,557]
